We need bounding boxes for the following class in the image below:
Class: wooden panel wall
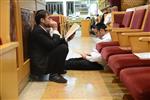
[17,0,46,93]
[0,0,19,99]
[19,0,36,10]
[0,42,19,100]
[16,9,35,92]
[0,0,10,43]
[19,0,46,11]
[0,0,46,98]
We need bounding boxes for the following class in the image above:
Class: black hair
[35,10,49,25]
[86,17,90,19]
[96,23,107,31]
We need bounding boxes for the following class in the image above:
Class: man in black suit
[29,10,68,83]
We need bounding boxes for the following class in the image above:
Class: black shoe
[30,74,49,81]
[49,73,67,83]
[30,74,39,81]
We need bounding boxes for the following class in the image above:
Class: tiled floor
[42,71,112,100]
[19,36,127,100]
[19,82,48,100]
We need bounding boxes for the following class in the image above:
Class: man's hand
[80,52,90,59]
[52,21,58,30]
[49,19,58,30]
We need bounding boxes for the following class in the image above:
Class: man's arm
[81,51,101,63]
[33,29,62,50]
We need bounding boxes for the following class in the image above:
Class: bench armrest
[112,28,142,32]
[139,37,150,42]
[0,42,18,55]
[121,32,150,52]
[122,32,150,36]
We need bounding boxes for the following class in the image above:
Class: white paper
[134,52,150,59]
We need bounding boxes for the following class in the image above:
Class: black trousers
[65,58,103,70]
[47,44,69,74]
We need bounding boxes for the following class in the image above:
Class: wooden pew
[0,42,19,100]
[112,5,149,47]
[106,7,135,32]
[120,5,150,52]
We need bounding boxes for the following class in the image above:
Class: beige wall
[19,0,36,10]
[0,42,19,100]
[36,2,46,10]
[37,0,46,4]
[19,0,46,11]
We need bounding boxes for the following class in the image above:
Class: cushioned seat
[101,46,132,61]
[120,67,150,100]
[108,54,150,76]
[107,9,150,76]
[113,14,124,28]
[121,11,134,28]
[96,41,119,53]
[100,8,146,62]
[96,11,134,52]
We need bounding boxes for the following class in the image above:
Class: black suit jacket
[29,25,67,74]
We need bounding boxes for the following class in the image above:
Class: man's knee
[58,44,69,54]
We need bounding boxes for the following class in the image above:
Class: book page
[65,23,80,40]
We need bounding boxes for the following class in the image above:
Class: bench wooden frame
[122,32,150,52]
[111,5,150,47]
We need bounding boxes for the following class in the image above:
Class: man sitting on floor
[30,10,69,83]
[65,23,111,70]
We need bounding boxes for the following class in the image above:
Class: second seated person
[65,23,111,70]
[29,10,69,83]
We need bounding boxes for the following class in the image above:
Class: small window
[46,2,63,14]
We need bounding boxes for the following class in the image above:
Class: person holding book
[65,23,111,70]
[81,23,111,64]
[29,10,70,83]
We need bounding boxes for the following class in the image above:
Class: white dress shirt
[86,48,102,64]
[93,32,111,43]
[49,27,62,38]
[86,32,112,64]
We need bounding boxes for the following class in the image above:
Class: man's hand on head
[51,21,58,30]
[49,18,58,30]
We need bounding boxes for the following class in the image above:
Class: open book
[65,23,80,40]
